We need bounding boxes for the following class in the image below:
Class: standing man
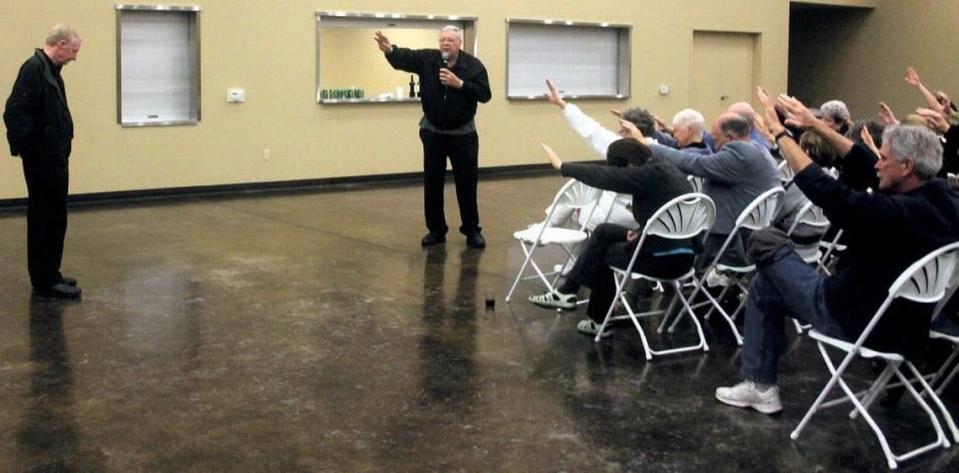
[4,25,82,299]
[374,26,492,248]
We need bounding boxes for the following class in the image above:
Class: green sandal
[577,319,614,338]
[528,290,577,310]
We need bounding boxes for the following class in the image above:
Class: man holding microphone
[375,26,492,248]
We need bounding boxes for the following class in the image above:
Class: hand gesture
[935,90,954,114]
[877,102,899,125]
[618,119,646,142]
[652,114,671,134]
[626,230,639,242]
[905,67,922,88]
[609,109,624,119]
[545,79,567,109]
[755,86,785,135]
[540,143,563,170]
[917,107,950,134]
[374,31,392,53]
[439,68,462,88]
[776,94,819,130]
[860,125,881,158]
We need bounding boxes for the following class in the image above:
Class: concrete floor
[0,174,957,472]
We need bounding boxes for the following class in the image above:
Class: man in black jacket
[4,25,82,299]
[715,89,959,415]
[374,26,492,248]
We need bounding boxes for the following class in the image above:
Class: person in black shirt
[374,26,492,248]
[4,25,82,299]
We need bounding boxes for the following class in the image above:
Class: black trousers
[21,158,68,288]
[418,128,480,236]
[567,223,695,321]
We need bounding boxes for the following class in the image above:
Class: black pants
[419,128,480,236]
[567,223,695,321]
[22,158,68,288]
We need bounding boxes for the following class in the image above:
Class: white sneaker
[705,268,731,288]
[715,380,783,414]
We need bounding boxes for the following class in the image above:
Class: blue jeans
[741,247,848,384]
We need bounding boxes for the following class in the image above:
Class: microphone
[441,52,450,99]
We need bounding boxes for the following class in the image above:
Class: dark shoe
[421,233,446,246]
[33,283,82,300]
[61,276,78,286]
[466,232,486,249]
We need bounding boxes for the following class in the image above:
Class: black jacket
[561,156,696,255]
[796,164,959,358]
[385,47,491,130]
[4,49,74,165]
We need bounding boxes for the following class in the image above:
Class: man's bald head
[710,112,751,150]
[726,102,757,128]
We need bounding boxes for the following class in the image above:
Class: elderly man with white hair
[715,89,959,415]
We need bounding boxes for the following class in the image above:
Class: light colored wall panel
[0,0,791,199]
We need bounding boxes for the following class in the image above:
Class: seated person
[626,113,780,269]
[715,89,959,415]
[543,79,656,231]
[820,99,853,135]
[653,108,714,156]
[530,139,696,338]
[772,132,837,259]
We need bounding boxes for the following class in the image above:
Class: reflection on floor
[0,174,956,472]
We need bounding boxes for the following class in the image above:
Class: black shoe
[421,233,446,246]
[33,283,82,300]
[466,232,486,249]
[61,276,78,286]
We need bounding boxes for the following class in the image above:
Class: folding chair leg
[657,292,680,334]
[931,347,959,396]
[905,362,959,444]
[852,362,898,419]
[506,242,536,302]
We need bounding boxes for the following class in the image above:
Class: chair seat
[611,265,697,283]
[513,226,588,245]
[808,329,904,362]
[716,263,756,273]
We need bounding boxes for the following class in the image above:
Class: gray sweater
[649,141,779,235]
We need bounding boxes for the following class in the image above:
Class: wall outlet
[659,84,669,96]
[263,148,271,161]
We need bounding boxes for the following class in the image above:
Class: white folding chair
[791,241,959,470]
[674,187,785,345]
[777,160,795,184]
[787,200,832,334]
[687,175,704,193]
[593,193,716,360]
[505,179,602,303]
[817,228,846,276]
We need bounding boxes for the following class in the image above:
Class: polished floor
[0,174,957,472]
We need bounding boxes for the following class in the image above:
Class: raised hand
[916,107,950,134]
[905,67,922,88]
[777,94,819,130]
[618,119,646,142]
[877,102,899,125]
[540,143,564,170]
[373,31,392,53]
[755,87,785,134]
[544,79,567,109]
[860,125,880,158]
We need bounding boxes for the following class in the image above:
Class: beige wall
[789,0,959,121]
[1,0,794,200]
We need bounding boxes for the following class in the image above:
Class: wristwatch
[774,129,794,142]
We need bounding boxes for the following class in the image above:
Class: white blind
[508,23,623,98]
[120,10,199,124]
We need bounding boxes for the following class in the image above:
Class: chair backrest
[643,193,717,241]
[687,175,705,193]
[850,241,959,351]
[552,179,603,210]
[778,160,795,184]
[787,200,831,237]
[540,179,604,235]
[622,193,716,275]
[736,186,785,231]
